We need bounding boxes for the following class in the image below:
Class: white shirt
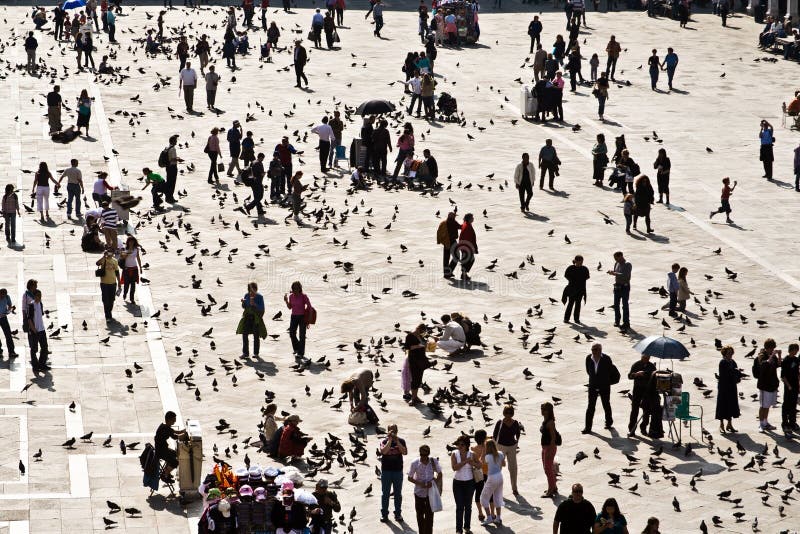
[179,68,198,87]
[452,450,474,481]
[124,248,139,268]
[31,301,45,332]
[311,124,334,142]
[407,77,422,95]
[442,321,466,343]
[93,179,108,196]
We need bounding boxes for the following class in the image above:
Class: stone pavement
[1,2,800,533]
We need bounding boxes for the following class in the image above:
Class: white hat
[217,499,231,518]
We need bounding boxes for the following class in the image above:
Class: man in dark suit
[293,40,308,88]
[583,343,616,433]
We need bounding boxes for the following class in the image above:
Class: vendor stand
[434,0,480,45]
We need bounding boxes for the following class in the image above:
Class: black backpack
[752,357,761,379]
[158,147,170,168]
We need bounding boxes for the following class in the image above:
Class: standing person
[284,281,311,360]
[106,9,117,43]
[708,177,737,223]
[582,343,617,433]
[323,12,336,49]
[99,200,118,248]
[605,35,621,80]
[456,213,477,282]
[593,498,629,534]
[626,353,656,437]
[178,61,198,112]
[310,479,341,534]
[204,65,220,111]
[289,172,306,222]
[589,53,599,82]
[360,116,375,173]
[32,161,57,223]
[196,35,211,75]
[470,430,492,524]
[756,339,781,432]
[371,120,392,178]
[142,167,166,209]
[176,35,190,72]
[96,247,120,322]
[479,439,505,527]
[451,435,478,534]
[58,159,84,219]
[226,120,243,177]
[24,31,38,73]
[47,85,63,134]
[720,0,729,26]
[663,47,678,90]
[538,139,559,190]
[563,255,590,324]
[436,212,460,278]
[273,137,298,198]
[513,153,535,212]
[405,323,432,404]
[407,445,443,534]
[120,236,142,304]
[238,282,266,359]
[528,15,542,53]
[372,0,384,38]
[666,263,679,317]
[406,71,423,116]
[794,141,800,192]
[566,49,583,92]
[595,72,609,121]
[676,267,690,312]
[420,74,436,120]
[759,120,774,180]
[592,134,608,187]
[492,405,521,496]
[391,127,415,180]
[540,402,559,498]
[311,117,335,173]
[82,33,95,71]
[653,148,670,205]
[2,185,21,245]
[647,49,660,91]
[244,153,267,216]
[311,9,324,48]
[328,111,344,169]
[781,344,800,436]
[163,135,182,203]
[553,483,596,533]
[75,89,92,136]
[53,6,65,41]
[205,128,222,185]
[607,251,631,331]
[293,40,308,88]
[92,172,114,205]
[26,289,49,375]
[379,423,407,523]
[533,44,547,82]
[0,288,18,358]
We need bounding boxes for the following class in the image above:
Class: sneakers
[394,513,403,523]
[481,515,495,526]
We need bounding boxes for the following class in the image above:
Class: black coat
[634,182,654,216]
[585,354,615,389]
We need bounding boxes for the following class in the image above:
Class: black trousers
[760,144,773,178]
[319,141,331,171]
[165,164,178,201]
[564,295,581,322]
[442,243,457,276]
[529,34,540,53]
[414,495,433,534]
[373,151,388,175]
[0,316,16,354]
[100,283,116,319]
[246,182,265,214]
[783,386,798,426]
[593,158,605,183]
[585,386,612,430]
[540,162,555,188]
[628,394,650,432]
[28,330,48,368]
[518,179,532,209]
[295,65,308,87]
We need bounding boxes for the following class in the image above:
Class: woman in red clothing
[456,213,477,281]
[278,414,309,457]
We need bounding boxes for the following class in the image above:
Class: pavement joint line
[0,522,30,534]
[87,76,123,188]
[8,262,26,392]
[64,402,84,439]
[53,254,73,333]
[492,93,800,293]
[49,362,153,369]
[9,50,24,248]
[0,414,28,486]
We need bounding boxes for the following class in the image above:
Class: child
[709,177,737,224]
[261,403,278,450]
[241,131,256,168]
[623,194,634,234]
[2,184,21,245]
[589,53,599,81]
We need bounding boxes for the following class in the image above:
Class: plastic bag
[428,484,443,513]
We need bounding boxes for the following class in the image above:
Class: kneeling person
[436,314,466,355]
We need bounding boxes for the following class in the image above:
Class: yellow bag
[426,340,437,352]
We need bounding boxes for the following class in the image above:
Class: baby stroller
[437,92,458,122]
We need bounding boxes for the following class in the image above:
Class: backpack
[158,147,170,168]
[752,357,761,379]
[304,305,317,326]
[609,363,621,385]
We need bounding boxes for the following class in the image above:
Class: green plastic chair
[675,391,704,443]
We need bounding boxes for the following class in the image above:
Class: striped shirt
[100,207,118,229]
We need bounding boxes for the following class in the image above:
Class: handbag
[472,466,484,483]
[348,410,368,426]
[334,31,340,43]
[307,30,315,41]
[217,162,225,172]
[95,258,106,278]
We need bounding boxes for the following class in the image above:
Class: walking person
[456,213,477,282]
[759,120,774,180]
[562,255,590,324]
[538,139,559,190]
[289,171,306,223]
[311,117,335,173]
[205,128,222,185]
[372,0,384,37]
[196,35,211,75]
[663,47,678,90]
[492,404,521,496]
[57,159,84,219]
[405,323,432,405]
[0,288,18,359]
[633,175,654,233]
[540,402,559,498]
[666,263,679,316]
[781,344,800,436]
[436,212,460,278]
[293,40,308,88]
[76,89,92,136]
[582,343,617,433]
[716,346,741,433]
[533,44,547,82]
[528,15,542,53]
[709,177,737,223]
[513,153,535,212]
[593,498,630,534]
[794,141,800,192]
[96,247,120,322]
[244,153,266,216]
[756,339,781,432]
[553,484,596,533]
[238,282,266,358]
[626,353,656,437]
[47,85,63,134]
[26,289,49,375]
[607,251,631,331]
[595,71,609,121]
[451,435,478,534]
[647,49,660,90]
[120,236,142,304]
[204,65,220,110]
[479,439,505,527]
[592,134,608,186]
[32,162,57,223]
[2,185,21,245]
[379,423,407,523]
[605,35,620,80]
[226,120,243,177]
[284,281,311,360]
[407,444,442,534]
[653,148,670,204]
[178,61,198,112]
[24,31,38,73]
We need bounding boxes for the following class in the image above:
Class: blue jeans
[67,183,82,216]
[408,93,422,115]
[453,478,475,532]
[613,284,630,326]
[289,314,306,357]
[242,332,260,357]
[666,66,675,87]
[3,213,15,242]
[381,470,403,517]
[668,291,677,315]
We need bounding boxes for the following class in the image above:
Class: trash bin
[520,86,537,118]
[178,419,203,499]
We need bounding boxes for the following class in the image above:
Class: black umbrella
[356,99,396,115]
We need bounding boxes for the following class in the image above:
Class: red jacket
[459,222,477,253]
